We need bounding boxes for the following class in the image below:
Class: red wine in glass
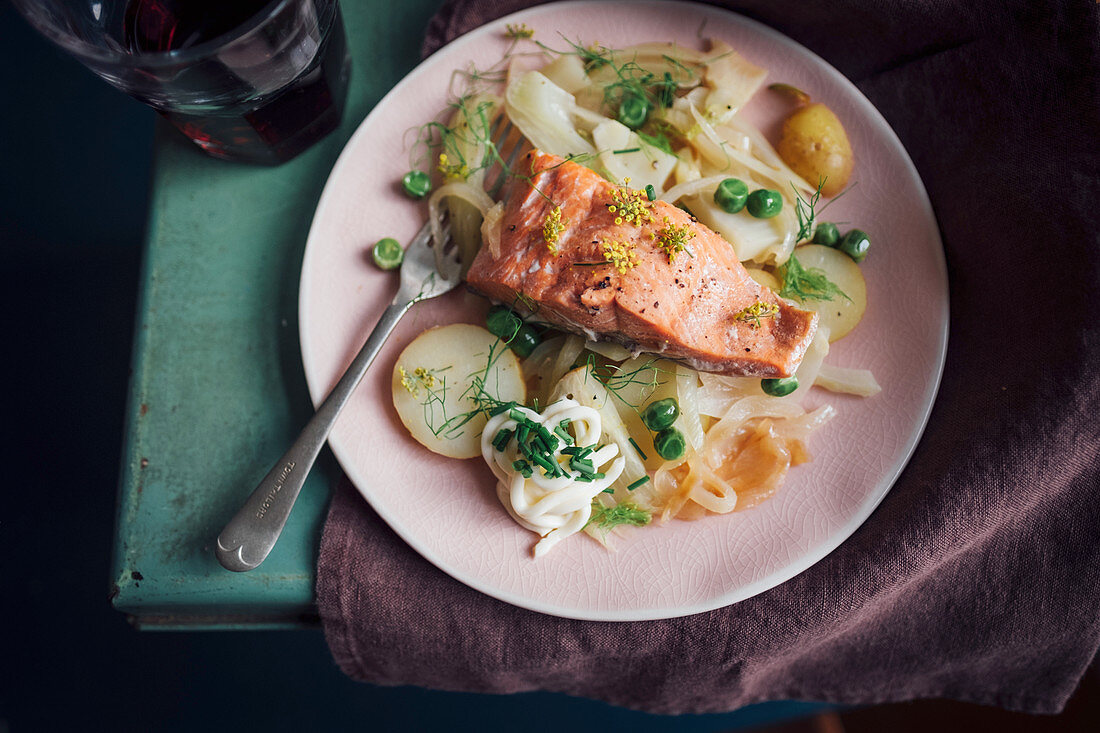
[123,0,350,164]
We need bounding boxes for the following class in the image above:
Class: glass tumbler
[13,0,352,165]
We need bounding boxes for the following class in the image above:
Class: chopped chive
[513,460,533,478]
[601,488,615,494]
[576,474,593,482]
[628,437,648,460]
[573,462,597,477]
[553,426,574,444]
[511,456,533,478]
[612,147,641,155]
[532,453,554,472]
[627,475,651,491]
[516,423,530,443]
[532,435,553,455]
[493,428,514,451]
[561,446,582,456]
[645,184,656,201]
[508,408,527,422]
[594,472,605,479]
[490,401,516,416]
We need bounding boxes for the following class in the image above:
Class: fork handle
[215,301,412,572]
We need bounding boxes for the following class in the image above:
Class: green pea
[486,306,540,357]
[652,427,686,461]
[812,222,840,247]
[641,398,680,431]
[838,229,870,263]
[402,170,431,199]
[371,237,403,270]
[486,306,522,339]
[713,178,749,214]
[746,189,783,218]
[509,326,541,358]
[617,93,649,130]
[761,377,799,397]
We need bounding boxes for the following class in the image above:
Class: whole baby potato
[777,103,853,197]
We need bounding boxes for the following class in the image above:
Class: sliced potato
[392,324,525,459]
[788,244,867,341]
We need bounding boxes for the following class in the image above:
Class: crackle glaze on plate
[299,1,948,621]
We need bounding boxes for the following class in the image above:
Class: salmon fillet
[466,150,818,378]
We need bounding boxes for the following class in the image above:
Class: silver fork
[216,122,522,572]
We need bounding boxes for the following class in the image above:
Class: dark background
[2,2,1095,731]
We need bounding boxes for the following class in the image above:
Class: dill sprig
[536,37,701,122]
[607,184,655,226]
[793,178,825,244]
[542,206,566,254]
[651,216,696,263]
[793,177,856,243]
[733,301,780,329]
[581,354,672,412]
[512,291,539,314]
[504,23,534,40]
[536,38,613,71]
[778,253,851,303]
[417,339,515,439]
[601,239,639,273]
[408,96,499,180]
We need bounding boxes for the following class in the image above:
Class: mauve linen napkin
[317,0,1100,715]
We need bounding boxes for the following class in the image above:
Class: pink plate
[300,0,948,621]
